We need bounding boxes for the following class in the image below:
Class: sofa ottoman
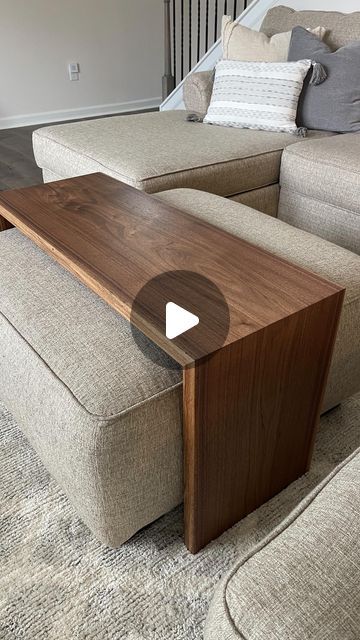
[32,110,331,218]
[204,446,360,639]
[0,229,183,547]
[279,133,360,255]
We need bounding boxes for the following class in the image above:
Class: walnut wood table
[0,173,344,553]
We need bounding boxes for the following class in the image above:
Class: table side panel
[0,215,13,231]
[183,289,344,553]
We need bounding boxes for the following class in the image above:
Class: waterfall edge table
[0,172,344,553]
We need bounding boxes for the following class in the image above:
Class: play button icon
[166,302,199,339]
[130,270,230,369]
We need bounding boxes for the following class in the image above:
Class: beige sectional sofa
[34,111,330,218]
[32,6,360,254]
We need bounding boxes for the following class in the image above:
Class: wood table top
[0,173,343,365]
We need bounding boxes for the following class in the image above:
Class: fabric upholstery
[183,70,214,115]
[229,184,279,217]
[222,15,326,62]
[0,229,183,547]
[261,6,360,49]
[279,133,360,254]
[204,446,360,639]
[204,59,311,135]
[288,27,360,133]
[156,188,360,412]
[33,111,330,197]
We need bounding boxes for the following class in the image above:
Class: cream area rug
[1,394,360,639]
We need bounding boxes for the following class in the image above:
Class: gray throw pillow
[288,26,360,132]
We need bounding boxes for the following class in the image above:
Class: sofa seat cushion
[156,189,360,412]
[204,446,360,639]
[0,230,181,418]
[33,110,332,198]
[279,133,360,254]
[0,229,183,547]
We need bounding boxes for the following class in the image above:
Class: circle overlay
[130,270,230,369]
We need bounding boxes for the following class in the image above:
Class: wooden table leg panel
[0,215,13,231]
[183,292,344,554]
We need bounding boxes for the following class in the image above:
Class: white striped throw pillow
[204,59,312,135]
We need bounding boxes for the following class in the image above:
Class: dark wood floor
[0,125,43,190]
[0,109,156,191]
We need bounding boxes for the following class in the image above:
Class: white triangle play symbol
[166,302,199,340]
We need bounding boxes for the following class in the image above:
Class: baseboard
[0,97,162,130]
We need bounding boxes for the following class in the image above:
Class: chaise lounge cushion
[279,133,360,254]
[33,110,330,198]
[204,446,360,639]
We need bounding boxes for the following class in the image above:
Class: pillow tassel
[310,62,327,86]
[186,113,204,123]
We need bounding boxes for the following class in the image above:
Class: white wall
[0,0,163,129]
[281,0,360,10]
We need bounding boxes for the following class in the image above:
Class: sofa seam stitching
[284,147,360,177]
[140,149,284,185]
[280,185,360,219]
[226,181,279,199]
[0,308,182,422]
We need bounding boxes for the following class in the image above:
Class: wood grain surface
[0,173,342,365]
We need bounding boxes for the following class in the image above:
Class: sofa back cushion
[288,27,360,133]
[261,6,360,50]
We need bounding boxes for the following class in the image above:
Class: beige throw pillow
[222,17,326,62]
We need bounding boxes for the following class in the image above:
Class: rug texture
[1,394,360,639]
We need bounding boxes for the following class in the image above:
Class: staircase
[161,0,285,111]
[162,0,250,98]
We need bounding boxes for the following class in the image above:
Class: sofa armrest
[183,70,214,116]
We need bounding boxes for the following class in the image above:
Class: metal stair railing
[162,0,249,99]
